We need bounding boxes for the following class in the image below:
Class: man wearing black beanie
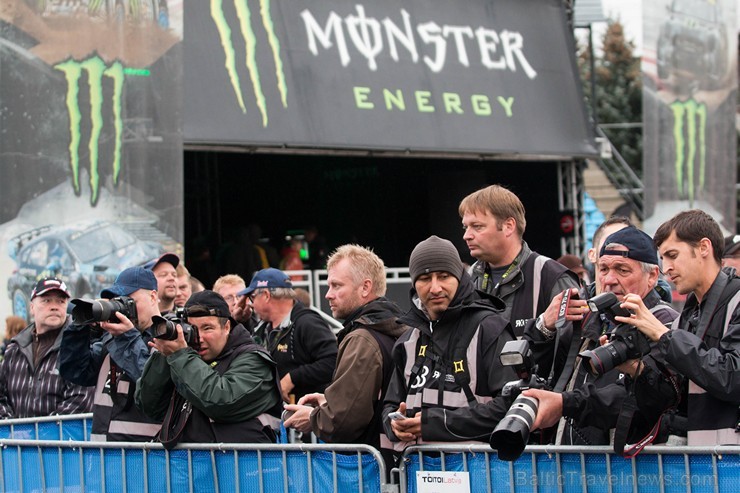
[382,235,517,449]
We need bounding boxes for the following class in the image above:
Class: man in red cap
[0,278,93,418]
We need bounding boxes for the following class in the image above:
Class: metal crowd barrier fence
[0,440,386,493]
[398,444,740,493]
[0,413,93,441]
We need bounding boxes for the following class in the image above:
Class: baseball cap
[238,268,293,296]
[557,254,587,275]
[600,227,659,265]
[185,290,231,319]
[143,252,180,271]
[31,278,71,300]
[723,235,740,257]
[100,266,158,299]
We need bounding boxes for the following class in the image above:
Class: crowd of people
[1,184,738,470]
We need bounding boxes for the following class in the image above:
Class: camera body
[151,308,201,351]
[579,292,651,376]
[489,339,550,461]
[71,297,138,325]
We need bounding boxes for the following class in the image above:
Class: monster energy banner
[642,0,737,233]
[184,0,597,157]
[0,0,183,322]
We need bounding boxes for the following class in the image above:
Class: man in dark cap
[60,266,163,441]
[241,268,336,404]
[143,253,180,314]
[722,235,740,270]
[523,226,678,448]
[382,235,516,450]
[0,278,93,418]
[136,290,282,446]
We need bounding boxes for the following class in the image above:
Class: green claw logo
[670,98,706,204]
[210,0,287,126]
[55,56,125,206]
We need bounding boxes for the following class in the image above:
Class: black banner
[185,0,597,157]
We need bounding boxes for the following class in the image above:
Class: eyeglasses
[248,290,268,302]
[223,294,242,303]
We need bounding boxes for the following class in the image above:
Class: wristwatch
[536,314,556,339]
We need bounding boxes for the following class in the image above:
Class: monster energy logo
[55,56,125,206]
[670,98,706,204]
[210,0,287,126]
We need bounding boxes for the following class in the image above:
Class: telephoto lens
[489,394,539,461]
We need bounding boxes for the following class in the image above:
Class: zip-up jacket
[135,323,282,444]
[309,297,407,447]
[59,322,160,441]
[0,318,93,418]
[633,269,740,446]
[382,272,517,448]
[252,302,337,401]
[559,290,678,445]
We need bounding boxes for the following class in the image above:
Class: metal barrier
[0,440,387,493]
[398,444,740,493]
[0,413,93,441]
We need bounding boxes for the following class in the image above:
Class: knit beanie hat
[409,235,464,283]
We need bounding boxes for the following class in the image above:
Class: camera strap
[550,290,582,392]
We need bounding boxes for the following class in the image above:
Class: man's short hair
[212,274,246,292]
[326,244,387,296]
[257,287,296,300]
[654,210,724,263]
[176,264,190,278]
[458,184,526,238]
[592,216,633,248]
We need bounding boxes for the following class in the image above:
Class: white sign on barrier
[416,471,471,493]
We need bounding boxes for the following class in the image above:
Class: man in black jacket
[523,227,678,445]
[136,290,282,446]
[382,236,516,449]
[244,268,336,403]
[618,210,740,447]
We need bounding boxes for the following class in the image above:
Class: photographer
[616,210,740,446]
[382,236,516,449]
[523,227,678,445]
[135,291,282,445]
[59,267,163,441]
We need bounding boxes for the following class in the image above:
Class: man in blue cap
[59,266,163,441]
[241,268,336,404]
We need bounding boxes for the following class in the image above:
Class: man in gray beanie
[382,235,517,451]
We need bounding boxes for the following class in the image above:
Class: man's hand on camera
[521,389,563,431]
[283,404,314,433]
[99,312,136,337]
[148,325,188,356]
[540,288,588,331]
[615,294,669,342]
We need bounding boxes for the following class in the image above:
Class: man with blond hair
[213,274,247,318]
[284,245,407,472]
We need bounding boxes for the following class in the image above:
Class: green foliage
[579,20,643,176]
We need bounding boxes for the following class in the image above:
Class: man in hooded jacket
[382,236,517,448]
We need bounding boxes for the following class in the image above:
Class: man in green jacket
[135,290,282,446]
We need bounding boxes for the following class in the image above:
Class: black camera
[489,340,550,461]
[578,292,652,376]
[71,297,138,325]
[151,308,201,350]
